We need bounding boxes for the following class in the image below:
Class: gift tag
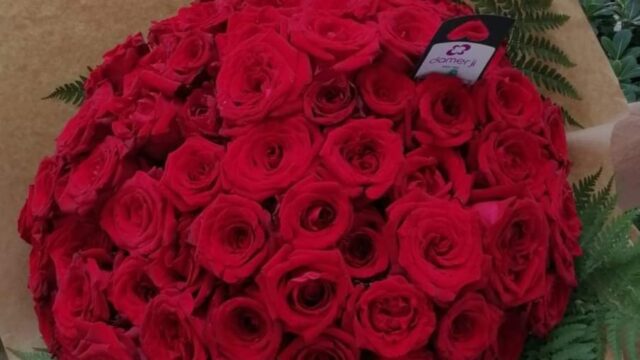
[414,15,514,83]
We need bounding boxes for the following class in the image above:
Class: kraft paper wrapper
[0,0,636,357]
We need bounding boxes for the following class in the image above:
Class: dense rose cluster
[18,0,582,359]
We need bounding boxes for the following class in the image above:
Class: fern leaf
[572,168,603,212]
[518,11,570,32]
[514,56,581,99]
[42,76,86,106]
[561,107,584,128]
[7,349,52,360]
[510,31,576,67]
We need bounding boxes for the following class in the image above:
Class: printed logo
[446,44,471,56]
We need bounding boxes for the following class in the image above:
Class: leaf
[514,56,581,99]
[562,107,585,129]
[0,337,8,360]
[518,11,570,32]
[7,349,52,360]
[510,31,576,67]
[612,29,633,59]
[42,76,86,106]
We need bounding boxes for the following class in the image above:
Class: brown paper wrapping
[0,0,636,357]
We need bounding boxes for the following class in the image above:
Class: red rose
[258,246,353,340]
[27,156,62,219]
[151,216,201,290]
[415,74,476,147]
[56,83,114,160]
[474,68,543,128]
[68,322,137,360]
[227,5,289,36]
[165,31,216,83]
[177,85,221,137]
[348,276,436,358]
[386,192,486,303]
[382,349,435,360]
[337,209,390,280]
[290,11,379,72]
[302,0,379,19]
[541,99,570,163]
[319,119,404,199]
[216,32,311,130]
[222,116,322,201]
[357,63,415,119]
[482,310,528,360]
[52,252,110,343]
[207,296,282,360]
[280,178,353,250]
[140,293,207,360]
[109,256,159,326]
[549,220,579,287]
[435,293,502,360]
[85,34,150,95]
[100,171,177,256]
[278,328,359,360]
[148,1,231,41]
[393,145,472,203]
[112,89,182,159]
[303,72,357,126]
[57,137,134,215]
[191,194,271,283]
[475,198,549,306]
[471,121,556,192]
[529,274,572,337]
[378,6,441,59]
[161,136,225,212]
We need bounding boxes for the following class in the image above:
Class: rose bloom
[472,121,556,193]
[528,274,572,337]
[475,197,549,306]
[25,156,62,220]
[378,5,441,59]
[386,192,486,303]
[191,194,271,284]
[161,136,225,212]
[100,171,176,257]
[357,63,415,119]
[482,310,529,360]
[257,246,353,340]
[52,252,111,344]
[177,84,221,138]
[393,145,472,203]
[301,0,378,19]
[216,32,311,130]
[109,256,159,326]
[303,72,357,126]
[56,83,114,160]
[338,209,390,280]
[140,293,207,360]
[347,276,436,358]
[541,99,570,164]
[415,74,476,147]
[474,68,543,128]
[222,116,322,201]
[279,178,353,250]
[206,296,282,360]
[57,137,134,215]
[227,5,289,36]
[278,328,359,360]
[63,322,137,360]
[148,0,231,40]
[436,293,502,360]
[290,11,379,72]
[166,31,216,83]
[320,119,404,199]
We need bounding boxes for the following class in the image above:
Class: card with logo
[414,15,515,83]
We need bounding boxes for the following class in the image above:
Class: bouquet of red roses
[17,0,583,359]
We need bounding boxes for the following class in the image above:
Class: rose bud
[278,328,359,360]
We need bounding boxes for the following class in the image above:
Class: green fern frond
[572,168,603,211]
[514,56,581,99]
[562,107,585,128]
[518,11,570,32]
[42,76,86,106]
[510,30,576,67]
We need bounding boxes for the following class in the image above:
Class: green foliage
[581,0,640,101]
[42,75,86,106]
[470,0,580,103]
[523,170,640,360]
[6,349,52,360]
